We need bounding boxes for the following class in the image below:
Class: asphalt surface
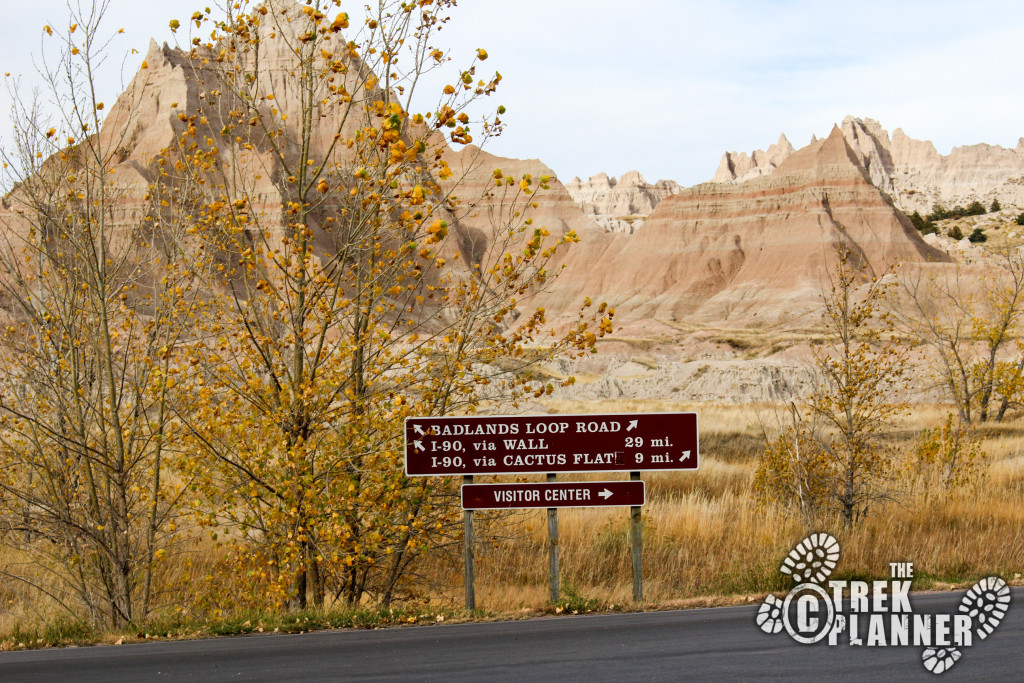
[1,588,1021,681]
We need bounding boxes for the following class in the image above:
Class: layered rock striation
[1,11,962,336]
[440,144,599,269]
[714,116,1024,214]
[0,3,601,301]
[537,126,950,326]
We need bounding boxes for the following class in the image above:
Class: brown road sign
[461,481,646,510]
[404,412,698,476]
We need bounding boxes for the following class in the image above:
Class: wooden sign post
[404,412,699,609]
[630,471,643,602]
[547,473,558,604]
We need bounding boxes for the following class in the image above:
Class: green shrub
[929,204,950,221]
[948,225,964,240]
[968,227,987,243]
[909,211,937,235]
[929,202,987,222]
[965,200,987,216]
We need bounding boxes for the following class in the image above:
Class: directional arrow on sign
[405,412,698,476]
[461,481,645,509]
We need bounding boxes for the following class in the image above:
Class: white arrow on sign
[680,450,691,462]
[413,425,425,436]
[414,440,425,452]
[626,420,638,432]
[598,488,613,500]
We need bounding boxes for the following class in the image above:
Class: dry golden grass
[4,399,1024,638]
[0,532,222,638]
[424,400,1024,611]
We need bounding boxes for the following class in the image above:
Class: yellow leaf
[331,12,349,32]
[476,48,488,60]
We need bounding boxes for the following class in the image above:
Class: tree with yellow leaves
[889,246,1024,424]
[0,3,202,626]
[756,246,906,526]
[160,0,606,610]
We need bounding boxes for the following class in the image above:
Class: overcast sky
[3,0,1024,186]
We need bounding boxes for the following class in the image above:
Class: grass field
[3,398,1023,648]
[440,399,1024,610]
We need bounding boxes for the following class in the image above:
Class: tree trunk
[307,542,324,608]
[995,357,1024,422]
[296,560,308,610]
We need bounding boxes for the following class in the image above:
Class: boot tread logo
[757,534,1010,675]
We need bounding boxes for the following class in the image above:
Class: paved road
[1,589,1021,681]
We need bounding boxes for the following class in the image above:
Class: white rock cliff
[564,171,681,233]
[713,116,1024,214]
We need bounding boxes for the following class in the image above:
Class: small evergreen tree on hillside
[991,198,1002,212]
[909,211,937,235]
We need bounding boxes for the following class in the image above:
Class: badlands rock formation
[714,116,1024,214]
[0,3,960,339]
[0,2,600,303]
[441,144,598,267]
[536,126,950,326]
[443,146,594,236]
[564,172,680,233]
[712,134,796,184]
